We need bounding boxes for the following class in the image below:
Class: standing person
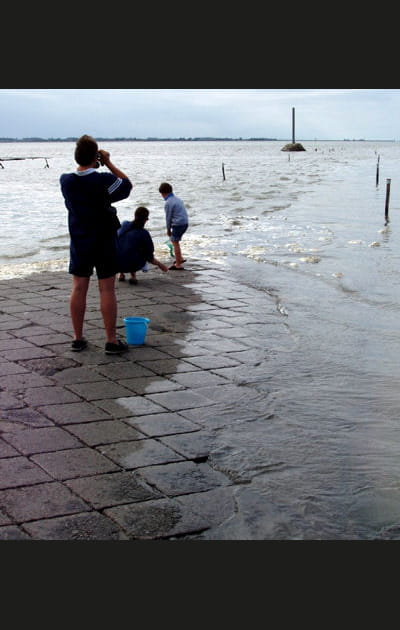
[60,134,132,354]
[158,182,188,270]
[117,206,169,284]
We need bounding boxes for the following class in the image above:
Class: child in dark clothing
[117,206,168,284]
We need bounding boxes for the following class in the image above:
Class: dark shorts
[69,236,119,279]
[170,223,188,242]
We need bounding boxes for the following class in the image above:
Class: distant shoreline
[0,137,395,143]
[0,137,279,143]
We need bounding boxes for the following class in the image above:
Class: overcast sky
[0,89,399,141]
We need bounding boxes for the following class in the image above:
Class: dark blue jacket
[60,169,132,239]
[117,221,154,272]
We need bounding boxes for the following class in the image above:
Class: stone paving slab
[30,447,120,480]
[0,481,89,521]
[4,346,56,361]
[0,526,31,539]
[1,426,82,455]
[22,511,129,540]
[98,438,185,470]
[104,496,211,540]
[65,471,162,509]
[0,315,33,331]
[66,419,145,446]
[0,438,20,457]
[65,380,135,401]
[159,430,217,461]
[36,401,112,424]
[1,372,54,390]
[0,508,12,525]
[23,385,81,407]
[0,262,280,540]
[117,375,184,395]
[168,370,228,389]
[95,396,167,418]
[52,365,109,385]
[0,391,26,410]
[126,412,200,437]
[145,389,217,412]
[0,456,52,489]
[138,460,231,497]
[0,407,55,428]
[0,361,30,376]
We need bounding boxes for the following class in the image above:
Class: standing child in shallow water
[117,206,168,284]
[159,182,189,270]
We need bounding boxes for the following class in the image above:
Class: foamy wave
[40,234,70,243]
[299,256,321,264]
[0,248,40,260]
[0,258,68,280]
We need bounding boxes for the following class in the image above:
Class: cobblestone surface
[0,262,281,540]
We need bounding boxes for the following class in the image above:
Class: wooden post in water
[292,107,295,144]
[376,155,380,187]
[222,162,226,181]
[385,178,391,224]
[281,106,305,151]
[0,156,49,167]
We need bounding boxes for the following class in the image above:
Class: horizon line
[0,136,396,143]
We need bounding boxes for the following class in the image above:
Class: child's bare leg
[172,240,183,266]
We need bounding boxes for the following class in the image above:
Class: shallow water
[2,139,400,538]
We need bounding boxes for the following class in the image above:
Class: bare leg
[98,276,118,344]
[172,240,183,267]
[70,276,90,340]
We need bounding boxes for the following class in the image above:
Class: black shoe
[71,338,88,352]
[105,340,129,355]
[129,278,138,285]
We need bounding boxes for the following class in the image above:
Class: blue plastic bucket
[123,317,150,345]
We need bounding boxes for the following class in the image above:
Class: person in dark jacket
[117,206,168,285]
[60,134,132,354]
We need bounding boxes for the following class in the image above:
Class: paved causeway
[0,261,283,540]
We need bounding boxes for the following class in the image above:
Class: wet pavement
[0,261,281,540]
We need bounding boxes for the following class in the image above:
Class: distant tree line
[0,136,278,143]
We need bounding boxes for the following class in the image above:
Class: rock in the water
[281,142,306,152]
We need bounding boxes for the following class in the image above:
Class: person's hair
[159,182,173,195]
[131,206,149,229]
[74,134,98,166]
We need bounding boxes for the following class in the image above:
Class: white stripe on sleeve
[108,178,123,194]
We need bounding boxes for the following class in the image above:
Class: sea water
[1,139,400,539]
